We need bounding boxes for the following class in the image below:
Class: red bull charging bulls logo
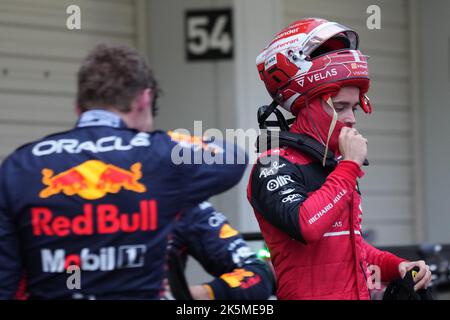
[39,160,146,200]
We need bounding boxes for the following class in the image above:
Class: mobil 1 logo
[185,9,233,61]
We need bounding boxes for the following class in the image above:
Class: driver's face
[322,86,360,128]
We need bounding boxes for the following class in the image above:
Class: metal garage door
[283,0,415,245]
[0,0,142,162]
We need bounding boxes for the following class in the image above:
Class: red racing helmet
[256,18,372,115]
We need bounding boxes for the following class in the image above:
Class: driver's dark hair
[77,44,160,115]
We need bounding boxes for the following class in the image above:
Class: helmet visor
[301,22,359,58]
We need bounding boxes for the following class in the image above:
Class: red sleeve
[298,160,361,243]
[363,241,406,282]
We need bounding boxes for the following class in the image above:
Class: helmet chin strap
[323,97,338,167]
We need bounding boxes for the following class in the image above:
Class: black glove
[383,266,433,300]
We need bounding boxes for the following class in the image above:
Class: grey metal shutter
[0,0,138,161]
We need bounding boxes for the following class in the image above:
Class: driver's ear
[136,88,151,112]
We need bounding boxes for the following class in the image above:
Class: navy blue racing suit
[0,109,247,299]
[168,202,275,300]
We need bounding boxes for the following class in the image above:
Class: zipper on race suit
[360,261,371,299]
[349,192,361,300]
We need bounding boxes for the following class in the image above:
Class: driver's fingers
[414,269,432,291]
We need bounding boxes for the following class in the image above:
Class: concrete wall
[147,0,236,217]
[147,0,283,286]
[420,0,450,243]
[147,0,239,286]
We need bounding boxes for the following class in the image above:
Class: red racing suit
[247,147,405,299]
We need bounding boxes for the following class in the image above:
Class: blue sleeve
[206,263,275,300]
[0,162,23,299]
[165,132,248,208]
[176,203,275,300]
